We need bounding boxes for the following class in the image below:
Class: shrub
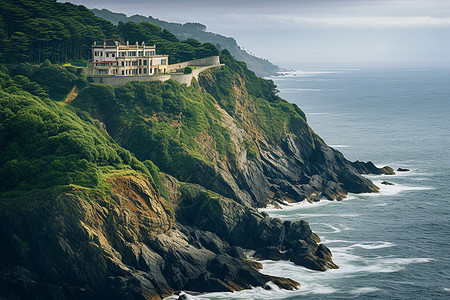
[184,66,193,74]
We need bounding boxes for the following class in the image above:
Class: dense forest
[0,0,218,65]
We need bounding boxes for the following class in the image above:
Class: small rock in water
[397,168,410,172]
[381,181,395,185]
[380,166,396,175]
[177,294,188,300]
[263,284,272,290]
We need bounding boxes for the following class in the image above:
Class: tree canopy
[0,0,219,65]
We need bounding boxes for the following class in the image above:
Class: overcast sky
[62,0,450,68]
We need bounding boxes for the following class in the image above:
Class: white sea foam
[373,202,389,207]
[321,239,357,244]
[329,144,350,148]
[260,198,337,212]
[349,287,380,296]
[311,223,342,233]
[374,180,434,196]
[295,213,358,218]
[347,241,395,250]
[346,179,434,199]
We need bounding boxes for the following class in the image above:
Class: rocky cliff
[191,54,390,208]
[0,51,392,299]
[0,175,317,299]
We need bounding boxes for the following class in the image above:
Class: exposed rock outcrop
[0,176,299,300]
[352,161,395,175]
[196,71,386,208]
[168,179,339,272]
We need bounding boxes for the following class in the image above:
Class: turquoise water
[168,68,450,299]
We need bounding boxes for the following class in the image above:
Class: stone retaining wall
[166,56,220,72]
[89,74,172,85]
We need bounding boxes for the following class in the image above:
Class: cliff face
[73,53,386,210]
[0,175,312,299]
[193,64,381,208]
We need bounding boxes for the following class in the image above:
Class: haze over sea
[166,65,450,299]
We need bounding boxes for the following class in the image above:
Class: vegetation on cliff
[0,65,153,194]
[203,50,307,140]
[72,78,235,181]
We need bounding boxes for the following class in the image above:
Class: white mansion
[85,40,169,76]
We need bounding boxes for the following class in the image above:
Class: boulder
[352,161,395,175]
[253,246,284,261]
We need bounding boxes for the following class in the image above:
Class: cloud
[259,15,450,28]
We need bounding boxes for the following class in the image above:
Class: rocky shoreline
[0,158,392,300]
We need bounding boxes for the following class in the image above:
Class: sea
[167,66,450,299]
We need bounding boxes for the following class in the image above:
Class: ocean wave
[321,239,357,244]
[310,223,342,234]
[164,280,338,299]
[349,287,380,296]
[375,181,434,196]
[347,241,395,250]
[347,180,434,198]
[373,202,389,207]
[331,252,432,275]
[260,198,337,212]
